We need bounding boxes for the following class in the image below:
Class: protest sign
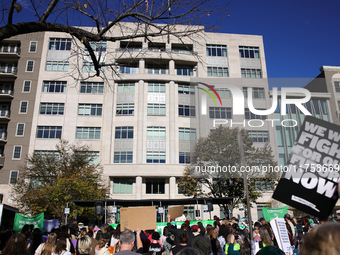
[13,212,44,232]
[120,206,156,231]
[270,218,291,253]
[273,116,339,219]
[168,205,184,219]
[262,206,288,222]
[43,219,59,232]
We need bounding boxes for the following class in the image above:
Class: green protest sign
[262,206,288,222]
[13,212,44,232]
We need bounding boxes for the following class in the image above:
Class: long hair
[259,226,272,246]
[300,222,340,255]
[54,238,67,254]
[2,233,28,255]
[42,233,57,255]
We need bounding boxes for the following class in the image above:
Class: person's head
[80,227,87,237]
[231,217,237,223]
[87,230,94,238]
[179,232,189,245]
[163,227,169,236]
[205,225,213,235]
[254,222,261,235]
[55,238,67,254]
[259,217,266,225]
[119,230,135,250]
[181,223,190,231]
[259,226,272,246]
[208,229,217,239]
[300,222,340,255]
[2,233,28,255]
[183,211,188,216]
[226,234,235,244]
[78,235,92,254]
[284,213,292,222]
[99,233,110,249]
[152,232,160,241]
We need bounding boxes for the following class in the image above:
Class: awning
[71,197,234,207]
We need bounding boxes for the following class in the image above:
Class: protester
[300,222,340,255]
[78,235,92,255]
[224,234,240,255]
[115,229,143,255]
[148,232,163,255]
[2,233,29,255]
[94,233,111,255]
[170,233,190,255]
[53,238,71,255]
[256,227,284,255]
[34,233,57,255]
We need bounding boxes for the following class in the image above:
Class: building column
[169,81,175,164]
[137,80,144,163]
[135,176,142,199]
[169,60,175,75]
[169,176,176,199]
[139,59,145,74]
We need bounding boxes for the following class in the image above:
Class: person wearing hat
[148,232,164,255]
[94,232,111,255]
[284,214,295,238]
[259,218,266,225]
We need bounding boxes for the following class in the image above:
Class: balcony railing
[0,90,13,96]
[0,67,17,75]
[0,110,10,118]
[0,132,7,141]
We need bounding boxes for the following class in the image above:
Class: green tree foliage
[12,139,108,221]
[178,126,278,217]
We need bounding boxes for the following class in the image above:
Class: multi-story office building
[0,23,279,221]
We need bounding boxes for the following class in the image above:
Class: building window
[207,67,229,77]
[113,178,133,193]
[335,82,340,92]
[23,81,31,92]
[179,105,195,117]
[178,84,195,95]
[146,178,165,193]
[119,65,137,74]
[239,46,260,58]
[0,43,19,53]
[215,88,231,98]
[78,104,102,116]
[209,107,232,119]
[148,83,165,93]
[29,41,37,52]
[243,87,265,98]
[0,63,17,74]
[76,127,101,139]
[179,128,196,140]
[40,103,64,115]
[46,61,69,72]
[116,103,134,115]
[82,61,105,73]
[12,146,22,159]
[146,64,167,74]
[241,68,262,78]
[49,38,71,50]
[16,123,25,136]
[9,170,19,184]
[19,101,28,113]
[26,61,34,72]
[146,151,166,163]
[176,66,194,76]
[248,131,269,142]
[34,150,59,160]
[80,82,104,94]
[85,41,107,52]
[42,81,67,93]
[179,152,191,164]
[206,45,227,57]
[36,126,62,139]
[245,108,267,120]
[147,127,165,139]
[148,103,165,115]
[114,151,133,163]
[117,82,135,93]
[115,127,133,139]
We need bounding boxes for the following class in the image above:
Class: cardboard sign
[273,116,339,219]
[270,218,291,253]
[168,205,184,219]
[120,206,156,231]
[262,206,288,222]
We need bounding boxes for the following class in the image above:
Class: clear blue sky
[215,0,340,78]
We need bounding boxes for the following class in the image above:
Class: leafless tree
[0,0,229,76]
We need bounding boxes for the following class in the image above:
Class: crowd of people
[0,212,340,255]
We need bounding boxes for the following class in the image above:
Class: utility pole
[238,131,253,241]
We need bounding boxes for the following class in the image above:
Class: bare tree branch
[7,0,16,25]
[39,0,60,22]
